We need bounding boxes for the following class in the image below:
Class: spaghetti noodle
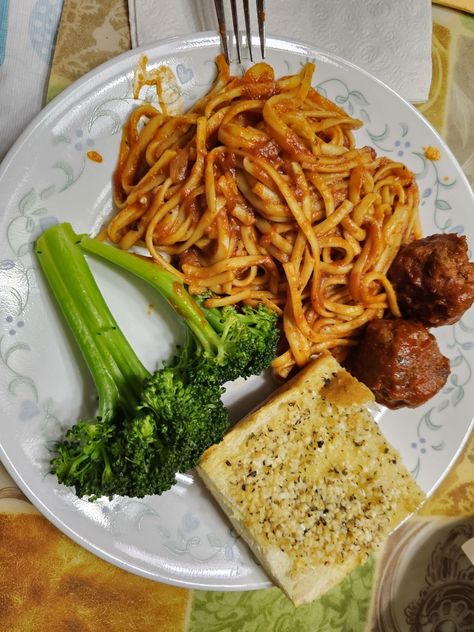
[107,55,421,378]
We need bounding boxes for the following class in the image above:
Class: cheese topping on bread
[198,353,425,606]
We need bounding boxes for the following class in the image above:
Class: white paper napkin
[128,0,432,104]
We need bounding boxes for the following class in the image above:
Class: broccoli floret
[121,412,178,499]
[51,420,129,499]
[36,223,231,500]
[141,367,228,464]
[79,234,279,387]
[197,299,280,384]
[125,369,228,497]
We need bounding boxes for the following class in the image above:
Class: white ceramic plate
[0,33,473,591]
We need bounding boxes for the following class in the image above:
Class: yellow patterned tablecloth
[1,3,473,631]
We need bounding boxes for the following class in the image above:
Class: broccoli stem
[79,234,222,355]
[36,223,149,421]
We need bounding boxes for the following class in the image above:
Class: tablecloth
[1,2,473,630]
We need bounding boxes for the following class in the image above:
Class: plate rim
[0,31,473,591]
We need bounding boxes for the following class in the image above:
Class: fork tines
[214,0,266,64]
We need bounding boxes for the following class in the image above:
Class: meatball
[348,319,450,409]
[388,233,474,327]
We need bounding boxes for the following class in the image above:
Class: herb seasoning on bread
[198,353,424,606]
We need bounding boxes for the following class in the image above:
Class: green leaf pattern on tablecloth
[189,555,375,632]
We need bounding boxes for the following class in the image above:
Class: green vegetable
[36,223,278,500]
[36,223,228,499]
[79,233,279,387]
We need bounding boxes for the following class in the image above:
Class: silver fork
[214,0,266,64]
